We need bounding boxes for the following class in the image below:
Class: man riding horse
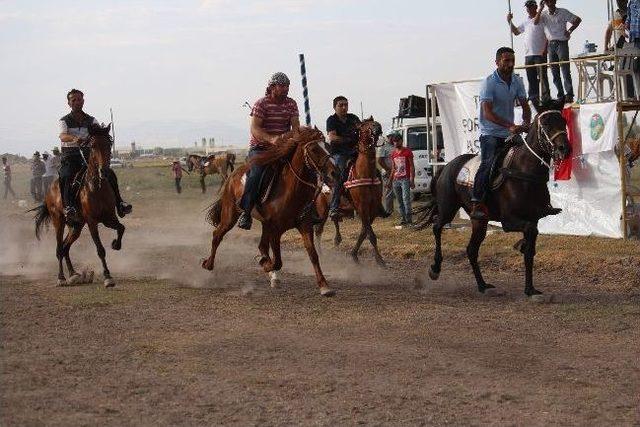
[237,72,321,230]
[472,47,560,220]
[58,89,131,224]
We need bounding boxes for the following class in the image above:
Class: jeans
[240,146,267,213]
[525,55,550,102]
[548,40,574,99]
[30,177,43,201]
[393,178,412,223]
[329,152,352,211]
[174,177,182,194]
[3,177,15,199]
[472,135,505,202]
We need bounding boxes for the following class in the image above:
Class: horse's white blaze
[269,271,280,288]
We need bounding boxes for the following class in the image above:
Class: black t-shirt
[326,113,360,154]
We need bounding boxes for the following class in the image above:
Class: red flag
[554,107,575,181]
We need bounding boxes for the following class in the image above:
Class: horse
[314,118,386,265]
[201,126,338,296]
[31,124,125,287]
[186,152,232,193]
[414,100,570,296]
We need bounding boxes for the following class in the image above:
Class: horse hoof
[428,267,440,280]
[269,271,281,288]
[111,239,121,251]
[68,273,82,285]
[57,278,68,287]
[526,288,543,296]
[104,278,116,287]
[320,286,336,297]
[201,258,214,271]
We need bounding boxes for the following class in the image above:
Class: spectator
[2,156,16,200]
[390,133,415,226]
[508,0,551,103]
[377,133,396,213]
[606,0,627,51]
[30,151,45,202]
[171,160,188,194]
[42,152,57,193]
[534,0,582,104]
[627,0,640,48]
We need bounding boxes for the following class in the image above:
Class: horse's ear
[314,125,319,131]
[106,123,112,134]
[367,115,374,121]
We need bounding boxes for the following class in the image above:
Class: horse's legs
[298,225,334,296]
[258,227,273,271]
[87,222,115,287]
[202,203,239,271]
[55,219,66,284]
[367,224,385,267]
[351,222,368,263]
[429,223,444,280]
[103,216,125,251]
[522,222,542,296]
[62,225,83,281]
[314,222,325,254]
[466,220,494,293]
[200,174,206,193]
[333,218,342,247]
[268,232,283,288]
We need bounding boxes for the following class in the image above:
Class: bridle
[286,138,332,189]
[523,110,567,169]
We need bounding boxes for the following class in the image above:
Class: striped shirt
[628,0,640,41]
[249,96,299,147]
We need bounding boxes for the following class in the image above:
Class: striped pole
[508,0,513,49]
[299,53,311,126]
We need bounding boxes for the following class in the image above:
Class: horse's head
[298,126,337,185]
[87,123,113,181]
[356,116,383,154]
[532,99,571,163]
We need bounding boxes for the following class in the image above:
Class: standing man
[534,0,581,104]
[508,0,550,103]
[377,133,395,214]
[171,160,188,194]
[627,0,640,48]
[42,152,57,193]
[2,157,16,200]
[58,89,132,223]
[30,151,45,202]
[326,95,361,219]
[237,72,301,230]
[389,133,415,226]
[472,47,531,220]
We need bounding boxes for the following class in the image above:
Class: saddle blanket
[456,148,516,190]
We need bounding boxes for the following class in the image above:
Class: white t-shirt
[539,8,578,41]
[58,114,99,148]
[43,157,58,177]
[518,17,548,57]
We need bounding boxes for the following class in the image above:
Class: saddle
[456,147,516,191]
[241,163,282,206]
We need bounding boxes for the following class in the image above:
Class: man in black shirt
[326,96,360,219]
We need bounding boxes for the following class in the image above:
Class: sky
[0,0,607,155]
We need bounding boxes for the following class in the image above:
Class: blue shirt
[478,70,527,138]
[627,0,640,41]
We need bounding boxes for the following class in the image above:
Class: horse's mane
[250,127,324,167]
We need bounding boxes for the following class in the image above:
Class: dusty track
[1,170,639,425]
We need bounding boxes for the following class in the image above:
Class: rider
[326,95,360,219]
[58,89,132,223]
[238,72,322,230]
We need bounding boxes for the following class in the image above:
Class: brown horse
[186,152,233,193]
[32,124,125,287]
[201,127,338,296]
[414,100,570,296]
[315,118,386,265]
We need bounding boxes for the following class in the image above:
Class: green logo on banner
[590,113,605,141]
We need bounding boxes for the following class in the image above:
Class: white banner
[579,102,618,154]
[432,81,482,161]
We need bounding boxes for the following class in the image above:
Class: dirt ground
[1,165,639,426]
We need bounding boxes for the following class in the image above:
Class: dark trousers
[240,147,267,213]
[30,177,43,201]
[329,152,352,211]
[472,135,505,202]
[525,55,550,102]
[548,40,574,99]
[59,154,84,208]
[175,177,182,194]
[3,177,15,199]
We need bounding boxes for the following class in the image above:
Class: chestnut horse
[186,152,234,193]
[32,124,125,287]
[201,127,338,296]
[415,100,570,296]
[315,118,386,265]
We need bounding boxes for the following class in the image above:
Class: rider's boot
[237,211,253,230]
[107,169,132,217]
[470,202,489,221]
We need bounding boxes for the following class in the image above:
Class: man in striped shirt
[237,72,301,230]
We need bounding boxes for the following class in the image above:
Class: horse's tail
[29,203,51,240]
[206,199,223,227]
[412,167,443,230]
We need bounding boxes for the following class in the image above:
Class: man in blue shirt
[471,47,531,220]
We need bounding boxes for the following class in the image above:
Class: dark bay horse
[32,124,125,287]
[186,152,234,193]
[415,100,570,296]
[202,127,338,296]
